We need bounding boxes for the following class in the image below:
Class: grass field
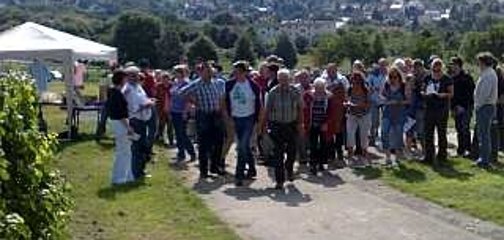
[355,158,504,226]
[44,81,238,239]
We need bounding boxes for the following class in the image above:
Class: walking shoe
[287,171,295,182]
[189,155,196,162]
[310,166,318,175]
[235,180,244,187]
[385,158,393,167]
[275,183,284,190]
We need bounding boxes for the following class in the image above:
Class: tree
[187,37,219,65]
[156,27,184,69]
[274,33,298,68]
[370,34,386,63]
[294,35,310,54]
[112,12,161,66]
[411,35,444,63]
[234,35,256,65]
[0,72,72,239]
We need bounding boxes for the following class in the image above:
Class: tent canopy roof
[0,22,117,61]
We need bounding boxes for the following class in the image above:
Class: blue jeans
[233,115,256,180]
[130,118,148,179]
[171,112,195,160]
[381,118,404,150]
[370,104,381,143]
[146,106,158,153]
[476,105,496,165]
[454,106,472,154]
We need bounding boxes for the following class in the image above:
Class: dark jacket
[452,71,475,110]
[225,78,262,121]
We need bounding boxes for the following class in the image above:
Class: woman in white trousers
[108,70,135,185]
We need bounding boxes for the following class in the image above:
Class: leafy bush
[0,72,72,239]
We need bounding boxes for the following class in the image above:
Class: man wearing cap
[223,61,262,186]
[367,58,388,146]
[449,56,475,158]
[123,66,155,179]
[180,62,226,178]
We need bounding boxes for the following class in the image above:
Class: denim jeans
[370,104,381,143]
[454,106,473,155]
[233,115,256,180]
[171,112,195,160]
[196,112,225,175]
[476,105,496,165]
[146,106,158,154]
[381,118,404,150]
[130,118,148,179]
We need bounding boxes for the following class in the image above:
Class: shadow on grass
[97,181,146,200]
[391,164,427,183]
[353,166,383,180]
[223,184,312,207]
[56,133,111,152]
[432,160,474,181]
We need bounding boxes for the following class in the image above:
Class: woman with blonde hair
[380,66,410,166]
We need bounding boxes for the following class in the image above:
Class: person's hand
[321,124,328,132]
[127,126,135,135]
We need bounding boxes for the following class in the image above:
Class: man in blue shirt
[367,58,388,146]
[180,62,226,178]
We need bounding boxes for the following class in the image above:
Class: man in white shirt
[474,52,499,168]
[123,66,155,179]
[223,61,262,186]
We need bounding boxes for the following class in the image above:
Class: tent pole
[64,51,74,139]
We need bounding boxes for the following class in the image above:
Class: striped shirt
[311,94,328,127]
[265,85,301,123]
[179,78,225,113]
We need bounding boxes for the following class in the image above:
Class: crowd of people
[105,52,504,190]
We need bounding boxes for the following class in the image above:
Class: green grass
[54,138,239,240]
[355,158,504,226]
[43,83,239,239]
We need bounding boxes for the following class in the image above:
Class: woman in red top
[156,72,174,146]
[326,77,347,166]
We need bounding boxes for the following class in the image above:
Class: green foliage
[370,34,386,63]
[274,33,298,68]
[294,35,310,55]
[234,35,256,65]
[0,72,72,240]
[204,26,239,49]
[156,27,185,69]
[411,32,444,63]
[187,37,219,65]
[113,12,162,66]
[211,12,243,26]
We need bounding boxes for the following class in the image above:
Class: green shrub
[0,72,72,239]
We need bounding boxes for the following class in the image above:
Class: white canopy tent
[0,22,118,138]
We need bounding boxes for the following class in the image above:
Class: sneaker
[189,155,196,162]
[275,183,284,190]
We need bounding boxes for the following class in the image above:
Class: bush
[0,72,72,239]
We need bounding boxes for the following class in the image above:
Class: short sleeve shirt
[423,74,453,111]
[230,81,256,118]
